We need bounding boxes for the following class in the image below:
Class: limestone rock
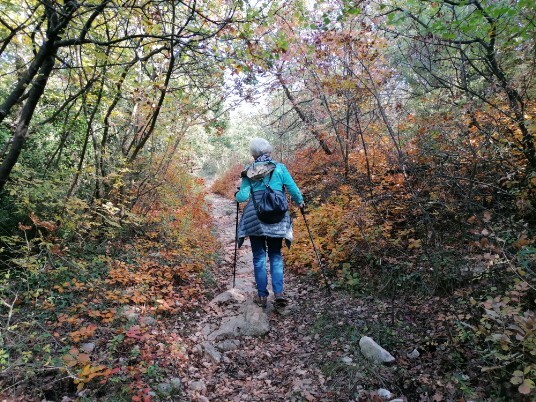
[201,323,216,337]
[407,348,420,359]
[190,380,207,395]
[243,303,270,334]
[359,336,395,364]
[201,341,221,364]
[208,303,269,340]
[80,342,95,353]
[210,288,246,305]
[341,356,353,365]
[192,344,203,355]
[156,377,181,397]
[377,388,392,399]
[215,339,240,352]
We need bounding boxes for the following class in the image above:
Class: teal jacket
[235,161,303,205]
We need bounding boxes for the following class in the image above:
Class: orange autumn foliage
[211,163,244,199]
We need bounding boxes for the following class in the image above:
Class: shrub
[210,163,243,199]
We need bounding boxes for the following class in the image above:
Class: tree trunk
[0,0,80,192]
[0,41,53,123]
[0,53,56,192]
[277,74,333,155]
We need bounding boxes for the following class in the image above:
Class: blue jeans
[250,236,284,297]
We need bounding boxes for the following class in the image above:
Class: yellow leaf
[79,364,92,376]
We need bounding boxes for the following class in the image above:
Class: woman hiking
[235,138,304,308]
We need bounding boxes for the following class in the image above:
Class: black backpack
[248,169,288,224]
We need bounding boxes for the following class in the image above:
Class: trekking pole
[233,200,239,288]
[300,206,332,294]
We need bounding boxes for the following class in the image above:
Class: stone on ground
[80,342,95,353]
[215,339,240,352]
[189,380,207,394]
[407,348,420,359]
[207,302,270,340]
[210,288,246,305]
[359,336,395,364]
[201,341,222,364]
[156,377,182,397]
[341,356,353,365]
[377,388,393,399]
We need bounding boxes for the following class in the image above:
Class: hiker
[235,138,304,308]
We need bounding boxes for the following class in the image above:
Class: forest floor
[0,193,497,401]
[181,195,407,402]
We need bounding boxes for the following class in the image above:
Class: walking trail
[182,194,333,401]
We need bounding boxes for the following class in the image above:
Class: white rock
[201,323,215,337]
[215,339,240,352]
[192,344,203,355]
[341,356,353,365]
[201,342,221,364]
[377,388,392,399]
[407,348,420,359]
[189,380,207,394]
[390,399,404,402]
[210,288,246,305]
[208,303,270,340]
[359,336,395,364]
[80,342,95,353]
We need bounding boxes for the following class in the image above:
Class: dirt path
[181,194,332,401]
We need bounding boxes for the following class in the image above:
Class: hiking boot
[254,295,267,308]
[274,293,289,307]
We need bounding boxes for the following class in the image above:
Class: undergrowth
[285,145,535,400]
[210,163,243,200]
[0,169,218,400]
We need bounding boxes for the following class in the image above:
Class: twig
[1,293,18,328]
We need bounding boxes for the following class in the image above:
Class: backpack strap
[247,167,275,214]
[260,165,286,192]
[263,169,275,188]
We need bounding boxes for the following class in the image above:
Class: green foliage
[337,263,361,294]
[475,273,536,396]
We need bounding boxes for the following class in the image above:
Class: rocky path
[176,194,407,402]
[182,195,331,401]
